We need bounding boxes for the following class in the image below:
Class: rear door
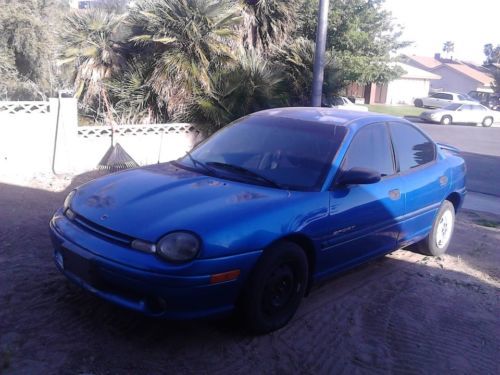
[316,123,405,279]
[439,93,454,107]
[388,122,449,246]
[470,104,489,123]
[425,93,441,107]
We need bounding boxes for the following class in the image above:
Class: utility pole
[311,0,330,107]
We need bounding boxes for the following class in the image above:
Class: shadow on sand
[0,171,498,374]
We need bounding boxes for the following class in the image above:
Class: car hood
[70,163,299,241]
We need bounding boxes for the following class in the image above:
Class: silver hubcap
[443,117,450,124]
[436,210,453,249]
[484,118,492,126]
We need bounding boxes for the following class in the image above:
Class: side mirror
[337,167,381,186]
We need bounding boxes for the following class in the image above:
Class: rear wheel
[414,99,423,108]
[440,115,452,125]
[240,241,308,334]
[482,117,493,127]
[415,200,455,256]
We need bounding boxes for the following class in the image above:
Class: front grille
[65,209,133,246]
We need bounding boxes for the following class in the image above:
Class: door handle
[389,189,401,200]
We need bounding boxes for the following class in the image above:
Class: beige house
[404,55,495,94]
[384,63,441,105]
[356,63,441,105]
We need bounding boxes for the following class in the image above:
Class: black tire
[414,99,423,108]
[440,115,452,125]
[415,200,455,256]
[240,241,308,334]
[482,117,493,127]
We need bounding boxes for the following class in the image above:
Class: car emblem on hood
[100,214,109,221]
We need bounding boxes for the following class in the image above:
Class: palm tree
[180,50,285,132]
[240,0,297,53]
[108,59,166,124]
[59,11,126,119]
[127,0,242,102]
[442,41,455,59]
[273,37,340,106]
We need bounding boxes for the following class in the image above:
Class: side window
[342,123,394,177]
[430,93,440,98]
[389,123,436,172]
[461,105,472,111]
[443,94,453,100]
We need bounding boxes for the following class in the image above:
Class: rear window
[471,105,486,111]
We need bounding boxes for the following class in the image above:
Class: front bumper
[49,210,262,319]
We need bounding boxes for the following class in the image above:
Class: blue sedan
[50,108,466,333]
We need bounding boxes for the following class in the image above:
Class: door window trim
[331,122,397,189]
[387,121,438,175]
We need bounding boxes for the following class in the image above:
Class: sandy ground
[0,172,499,374]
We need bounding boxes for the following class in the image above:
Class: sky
[383,0,499,64]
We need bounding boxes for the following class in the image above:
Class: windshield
[443,103,462,110]
[177,116,347,191]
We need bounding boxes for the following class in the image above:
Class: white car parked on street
[329,96,368,111]
[414,92,476,109]
[419,103,499,126]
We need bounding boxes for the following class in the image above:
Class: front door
[315,122,405,280]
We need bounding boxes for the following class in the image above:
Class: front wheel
[482,117,493,127]
[240,241,308,334]
[416,200,455,256]
[414,99,423,107]
[440,115,452,125]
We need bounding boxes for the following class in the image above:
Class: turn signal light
[210,270,240,284]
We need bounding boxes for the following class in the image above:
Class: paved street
[409,119,500,197]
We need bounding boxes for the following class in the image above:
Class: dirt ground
[0,172,499,374]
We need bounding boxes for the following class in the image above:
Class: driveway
[0,173,499,374]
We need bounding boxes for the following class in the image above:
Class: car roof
[251,107,394,127]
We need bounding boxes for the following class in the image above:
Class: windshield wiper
[181,151,217,175]
[206,161,282,189]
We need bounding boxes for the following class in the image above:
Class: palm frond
[127,0,240,98]
[179,50,286,132]
[58,10,126,119]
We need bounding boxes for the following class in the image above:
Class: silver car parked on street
[420,103,498,127]
[414,92,476,109]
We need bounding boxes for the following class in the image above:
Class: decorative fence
[0,101,50,114]
[0,99,202,176]
[74,123,202,172]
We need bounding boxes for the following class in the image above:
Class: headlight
[156,231,200,263]
[64,190,76,210]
